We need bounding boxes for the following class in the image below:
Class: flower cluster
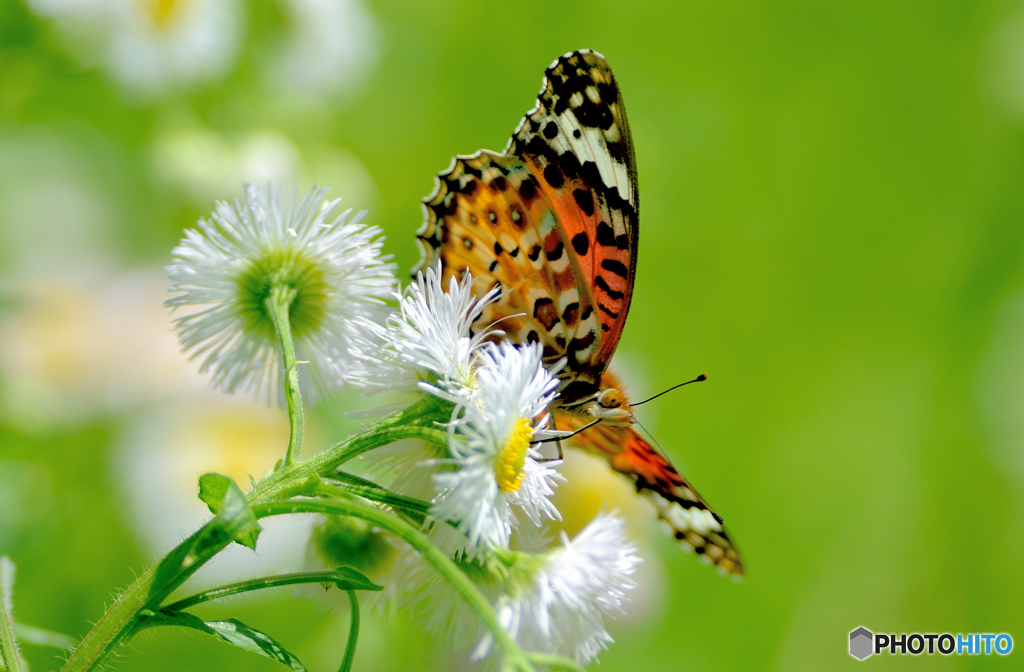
[170,182,642,666]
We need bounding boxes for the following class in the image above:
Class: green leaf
[198,473,233,514]
[138,610,309,671]
[196,473,261,550]
[330,566,383,592]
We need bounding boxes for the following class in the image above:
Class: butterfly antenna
[632,374,708,407]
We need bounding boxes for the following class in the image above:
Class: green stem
[266,285,304,465]
[61,522,233,672]
[163,571,358,612]
[524,652,587,672]
[250,499,533,672]
[248,393,450,507]
[338,591,359,672]
[61,395,451,672]
[0,558,25,672]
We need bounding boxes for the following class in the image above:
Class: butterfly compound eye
[598,388,626,409]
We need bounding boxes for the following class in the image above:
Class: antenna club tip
[697,374,708,381]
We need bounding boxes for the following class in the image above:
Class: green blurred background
[3,0,1024,669]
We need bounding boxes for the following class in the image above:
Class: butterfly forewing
[508,50,639,373]
[417,49,638,400]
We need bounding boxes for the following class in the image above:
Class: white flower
[479,513,642,664]
[28,0,242,96]
[270,0,379,97]
[167,182,396,403]
[345,264,499,401]
[430,341,565,554]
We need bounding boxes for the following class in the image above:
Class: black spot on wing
[571,232,589,256]
[596,222,615,246]
[598,303,620,319]
[543,163,564,189]
[546,241,564,261]
[601,259,629,278]
[573,189,595,216]
[519,176,538,203]
[595,275,624,300]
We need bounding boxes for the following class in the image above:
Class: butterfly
[415,49,743,578]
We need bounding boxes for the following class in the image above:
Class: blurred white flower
[345,264,500,400]
[270,0,379,98]
[27,0,243,96]
[114,395,312,585]
[477,513,641,665]
[150,129,303,205]
[0,271,207,428]
[430,342,564,555]
[167,182,396,403]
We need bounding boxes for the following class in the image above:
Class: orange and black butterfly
[415,49,742,578]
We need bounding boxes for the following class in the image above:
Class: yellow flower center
[141,0,189,30]
[495,418,533,493]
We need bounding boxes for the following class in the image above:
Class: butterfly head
[562,370,635,425]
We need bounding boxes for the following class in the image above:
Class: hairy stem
[0,557,25,672]
[61,523,233,672]
[266,285,304,465]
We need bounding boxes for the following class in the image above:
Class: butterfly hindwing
[417,151,603,381]
[554,412,744,578]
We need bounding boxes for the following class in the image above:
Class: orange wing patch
[417,151,605,390]
[554,412,744,579]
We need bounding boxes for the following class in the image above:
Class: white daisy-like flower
[345,264,499,401]
[430,341,565,554]
[478,513,642,664]
[167,182,396,403]
[28,0,242,96]
[270,0,379,97]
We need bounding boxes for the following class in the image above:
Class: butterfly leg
[536,438,564,463]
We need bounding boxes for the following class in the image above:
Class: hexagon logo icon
[850,627,874,660]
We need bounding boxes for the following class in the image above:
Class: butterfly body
[416,49,743,578]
